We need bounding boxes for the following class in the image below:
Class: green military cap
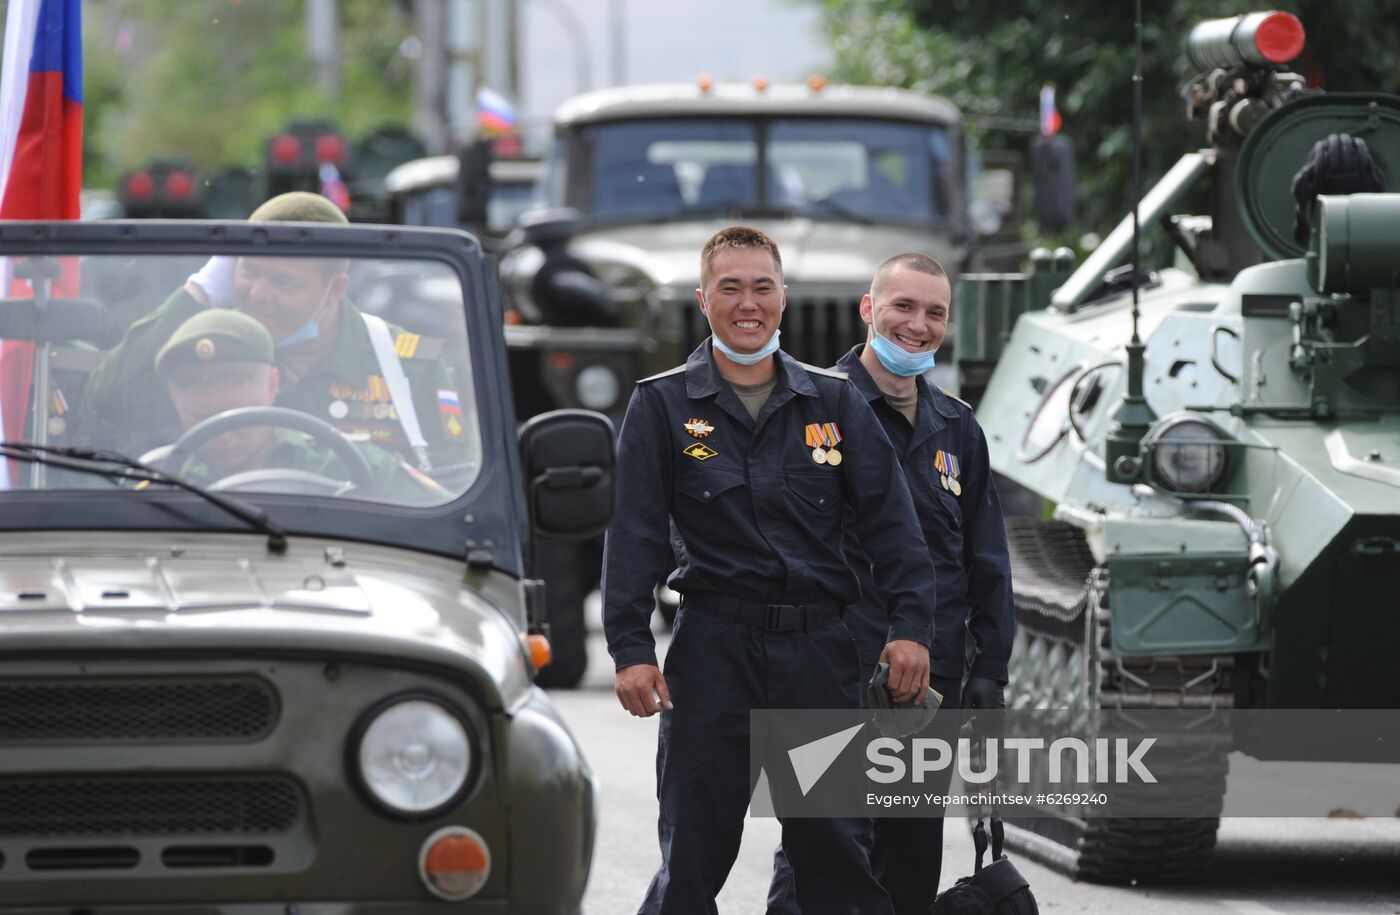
[248,191,349,224]
[155,309,275,376]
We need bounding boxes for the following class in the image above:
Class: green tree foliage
[810,0,1400,234]
[80,0,414,188]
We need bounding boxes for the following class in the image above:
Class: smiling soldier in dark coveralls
[769,252,1014,914]
[602,226,941,914]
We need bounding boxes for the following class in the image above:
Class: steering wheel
[157,406,377,496]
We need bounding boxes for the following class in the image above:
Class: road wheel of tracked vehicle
[994,519,1232,885]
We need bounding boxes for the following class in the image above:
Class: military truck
[0,218,611,910]
[500,79,1028,389]
[955,10,1400,883]
[385,151,545,250]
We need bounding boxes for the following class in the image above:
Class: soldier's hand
[961,676,1005,737]
[615,664,673,718]
[878,640,930,705]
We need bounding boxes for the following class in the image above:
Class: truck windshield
[0,253,481,507]
[580,117,952,225]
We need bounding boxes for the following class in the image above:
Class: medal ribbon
[821,422,842,447]
[805,424,824,448]
[935,450,946,474]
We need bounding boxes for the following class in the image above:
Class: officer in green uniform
[153,308,445,505]
[75,192,467,469]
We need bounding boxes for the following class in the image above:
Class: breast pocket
[932,485,964,531]
[675,467,747,505]
[784,471,842,515]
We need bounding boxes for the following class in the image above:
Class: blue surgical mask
[256,278,335,349]
[712,329,781,366]
[702,293,782,366]
[274,319,320,349]
[869,331,937,377]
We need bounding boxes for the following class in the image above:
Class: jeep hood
[0,533,534,710]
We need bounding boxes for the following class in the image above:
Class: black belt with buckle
[681,593,841,632]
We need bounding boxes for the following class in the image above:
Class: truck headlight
[353,697,473,817]
[575,364,620,410]
[1147,416,1229,494]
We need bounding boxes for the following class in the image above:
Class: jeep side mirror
[518,409,616,546]
[456,138,493,230]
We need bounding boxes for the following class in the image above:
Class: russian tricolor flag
[475,87,517,138]
[0,0,81,482]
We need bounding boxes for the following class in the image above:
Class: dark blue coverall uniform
[770,345,1014,914]
[602,340,939,915]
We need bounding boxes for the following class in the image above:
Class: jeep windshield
[574,117,954,226]
[0,233,483,515]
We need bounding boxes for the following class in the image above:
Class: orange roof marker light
[696,74,714,94]
[420,826,492,900]
[807,73,828,92]
[753,74,770,92]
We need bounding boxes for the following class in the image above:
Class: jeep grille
[0,679,276,742]
[0,777,303,837]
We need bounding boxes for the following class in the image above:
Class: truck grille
[680,294,867,369]
[0,778,303,837]
[0,679,276,741]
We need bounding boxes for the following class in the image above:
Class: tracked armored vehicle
[956,11,1400,882]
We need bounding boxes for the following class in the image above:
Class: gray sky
[518,0,831,119]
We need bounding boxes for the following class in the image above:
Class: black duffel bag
[932,816,1038,915]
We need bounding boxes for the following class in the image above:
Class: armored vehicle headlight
[1148,417,1229,494]
[354,697,473,816]
[576,364,620,410]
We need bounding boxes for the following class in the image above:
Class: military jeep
[0,219,611,912]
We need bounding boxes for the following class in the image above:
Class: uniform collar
[684,337,818,400]
[836,344,957,419]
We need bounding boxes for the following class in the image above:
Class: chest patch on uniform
[682,442,719,461]
[683,418,714,438]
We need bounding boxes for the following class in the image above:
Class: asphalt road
[549,596,1400,914]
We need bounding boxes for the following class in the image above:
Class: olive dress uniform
[602,340,939,915]
[74,286,463,464]
[148,307,448,506]
[172,428,446,505]
[769,344,1014,914]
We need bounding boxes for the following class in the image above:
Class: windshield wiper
[0,442,288,554]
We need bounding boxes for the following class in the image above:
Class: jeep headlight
[575,364,620,410]
[1147,416,1229,494]
[354,697,473,816]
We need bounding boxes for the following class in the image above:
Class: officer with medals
[603,227,940,914]
[153,309,445,503]
[74,192,464,470]
[769,253,1014,913]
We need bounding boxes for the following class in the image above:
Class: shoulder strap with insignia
[800,362,849,380]
[638,365,686,384]
[937,386,973,410]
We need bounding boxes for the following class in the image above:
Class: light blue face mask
[712,329,781,366]
[702,293,782,366]
[869,331,937,377]
[256,279,335,349]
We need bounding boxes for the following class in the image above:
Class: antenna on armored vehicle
[1103,0,1157,485]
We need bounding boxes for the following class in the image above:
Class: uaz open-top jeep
[0,219,611,912]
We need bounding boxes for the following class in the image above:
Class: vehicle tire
[534,537,589,689]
